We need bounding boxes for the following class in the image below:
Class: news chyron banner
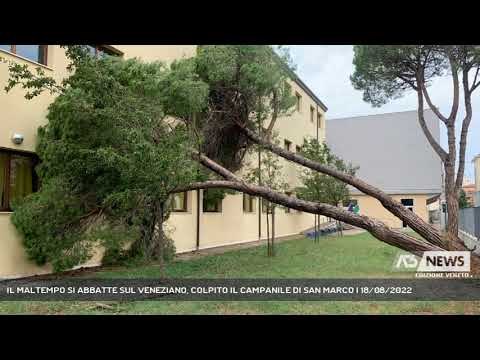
[1,251,479,301]
[1,279,480,301]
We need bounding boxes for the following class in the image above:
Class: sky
[288,45,480,183]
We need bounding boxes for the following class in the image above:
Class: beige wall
[0,214,52,278]
[350,194,430,229]
[169,191,317,254]
[0,45,324,277]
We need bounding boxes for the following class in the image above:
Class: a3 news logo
[393,251,471,274]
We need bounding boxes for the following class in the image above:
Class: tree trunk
[444,162,459,247]
[155,200,165,274]
[272,206,275,256]
[129,202,157,260]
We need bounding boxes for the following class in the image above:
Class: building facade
[0,45,327,278]
[326,110,443,229]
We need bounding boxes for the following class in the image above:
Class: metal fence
[459,206,480,239]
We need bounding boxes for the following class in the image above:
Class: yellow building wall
[350,194,430,229]
[0,45,323,277]
[172,191,318,253]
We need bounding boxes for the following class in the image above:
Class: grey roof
[326,109,443,195]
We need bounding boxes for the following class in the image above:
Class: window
[86,45,123,58]
[401,199,414,207]
[296,145,301,153]
[310,106,315,123]
[317,113,323,128]
[284,139,292,152]
[243,194,255,213]
[0,150,38,211]
[0,45,48,65]
[295,92,302,112]
[203,189,223,213]
[170,192,188,212]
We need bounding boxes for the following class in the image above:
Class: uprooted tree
[2,45,480,273]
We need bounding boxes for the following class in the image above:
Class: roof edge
[271,47,328,112]
[328,108,434,122]
[292,74,328,112]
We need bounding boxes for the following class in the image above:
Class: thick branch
[416,85,449,162]
[238,124,446,248]
[173,180,443,254]
[471,66,480,92]
[447,54,461,123]
[456,68,474,189]
[265,90,279,139]
[420,82,448,124]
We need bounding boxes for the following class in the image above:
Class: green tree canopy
[10,51,205,271]
[296,139,358,206]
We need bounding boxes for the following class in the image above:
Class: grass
[0,232,478,315]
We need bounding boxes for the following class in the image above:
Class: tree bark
[456,68,474,189]
[156,200,165,274]
[444,158,459,246]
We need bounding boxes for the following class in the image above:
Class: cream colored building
[0,45,327,278]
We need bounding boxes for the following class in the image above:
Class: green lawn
[1,232,478,315]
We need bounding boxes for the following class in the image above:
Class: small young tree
[245,132,288,256]
[296,139,358,240]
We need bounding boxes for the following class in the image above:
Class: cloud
[289,45,480,180]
